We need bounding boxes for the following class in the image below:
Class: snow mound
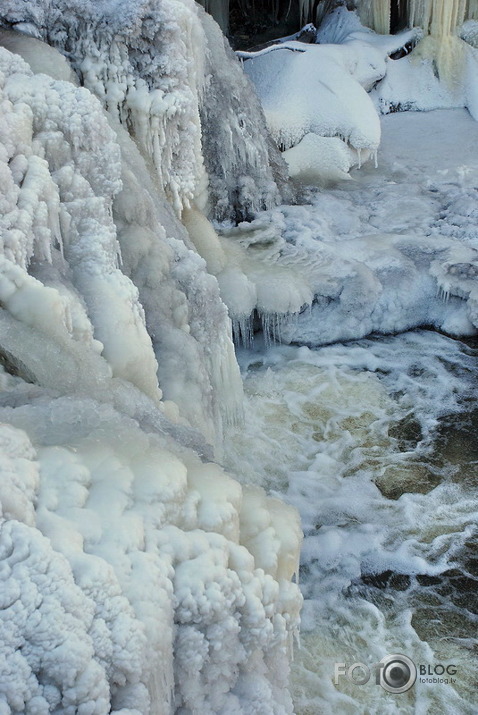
[241,9,420,184]
[243,40,381,154]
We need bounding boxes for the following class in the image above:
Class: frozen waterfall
[0,1,302,712]
[1,0,478,713]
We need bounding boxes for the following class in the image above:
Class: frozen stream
[225,109,478,714]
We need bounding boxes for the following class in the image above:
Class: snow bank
[243,40,381,154]
[241,8,423,184]
[216,214,478,347]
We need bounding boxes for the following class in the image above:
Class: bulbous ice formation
[0,3,303,712]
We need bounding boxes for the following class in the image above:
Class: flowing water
[223,107,478,713]
[225,331,478,713]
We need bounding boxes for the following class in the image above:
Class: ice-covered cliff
[0,1,302,712]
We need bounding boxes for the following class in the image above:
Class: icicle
[197,0,230,33]
[258,311,296,347]
[407,0,469,87]
[299,0,317,25]
[437,283,451,302]
[408,0,468,36]
[232,316,254,348]
[468,0,478,21]
[359,0,391,34]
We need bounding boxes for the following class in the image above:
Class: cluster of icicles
[360,0,478,36]
[199,0,478,38]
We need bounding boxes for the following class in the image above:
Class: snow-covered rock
[243,40,381,156]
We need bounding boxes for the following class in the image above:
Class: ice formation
[0,0,289,224]
[348,0,478,117]
[243,39,381,157]
[2,0,478,711]
[0,3,303,712]
[198,9,292,221]
[214,107,478,348]
[358,0,391,35]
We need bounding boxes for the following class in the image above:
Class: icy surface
[216,109,478,346]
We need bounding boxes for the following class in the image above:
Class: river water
[226,332,477,713]
[224,110,478,714]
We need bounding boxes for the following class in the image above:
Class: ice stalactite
[299,0,318,25]
[408,0,468,34]
[359,0,391,34]
[406,0,470,85]
[469,0,478,19]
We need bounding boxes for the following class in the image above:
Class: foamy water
[225,331,478,714]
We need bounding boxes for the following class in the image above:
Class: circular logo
[379,654,417,694]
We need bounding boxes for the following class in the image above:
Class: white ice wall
[0,4,303,712]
